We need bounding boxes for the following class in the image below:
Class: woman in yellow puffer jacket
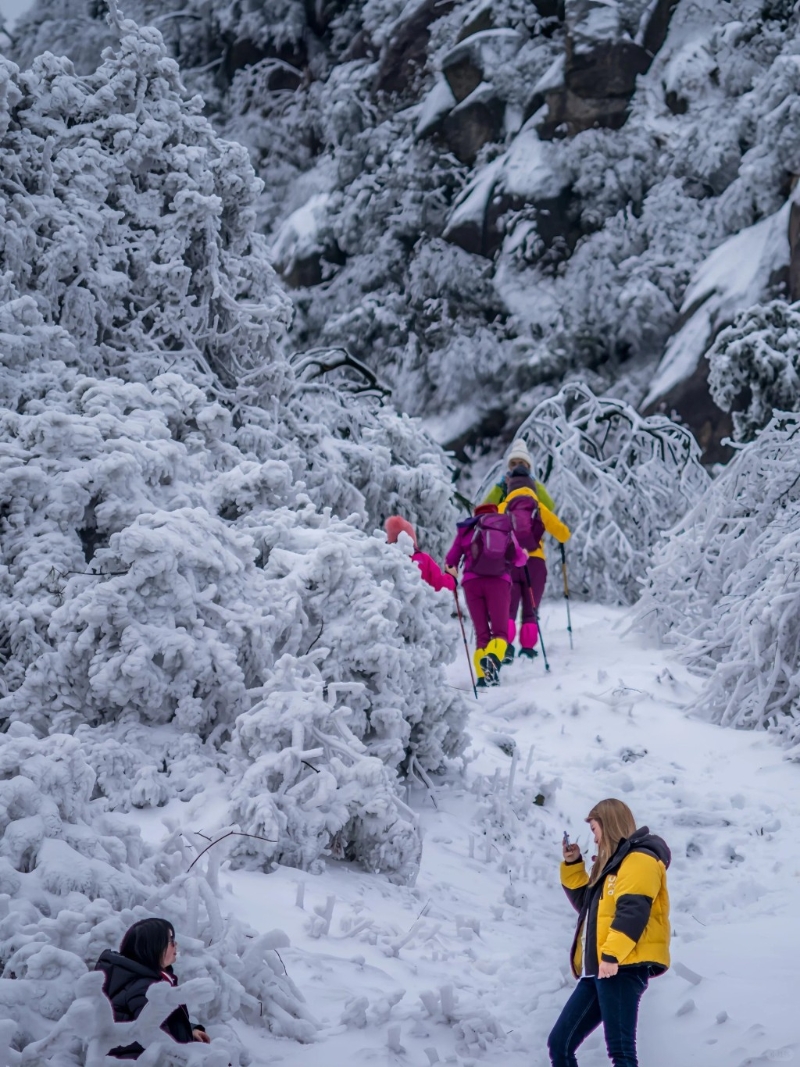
[548,798,671,1067]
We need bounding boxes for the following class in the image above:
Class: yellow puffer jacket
[560,828,671,978]
[499,487,571,561]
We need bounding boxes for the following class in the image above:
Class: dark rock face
[456,5,494,42]
[280,244,346,289]
[486,186,579,260]
[282,253,325,289]
[641,0,681,56]
[538,0,679,138]
[643,357,734,465]
[539,38,650,137]
[538,84,632,138]
[443,88,505,164]
[441,29,523,103]
[442,44,484,102]
[304,0,349,37]
[372,0,456,97]
[444,406,510,464]
[534,0,565,15]
[566,38,650,97]
[445,167,579,261]
[444,212,486,257]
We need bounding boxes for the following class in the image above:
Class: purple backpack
[470,513,516,576]
[505,494,545,552]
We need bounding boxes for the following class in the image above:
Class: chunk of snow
[416,78,456,137]
[271,193,332,268]
[531,55,565,98]
[499,127,571,201]
[569,0,622,53]
[444,157,504,236]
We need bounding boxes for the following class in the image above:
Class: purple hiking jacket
[445,517,528,583]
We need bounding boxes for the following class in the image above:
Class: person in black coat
[95,917,211,1060]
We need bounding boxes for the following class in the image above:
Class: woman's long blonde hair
[586,799,637,885]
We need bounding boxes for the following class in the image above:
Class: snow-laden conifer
[708,300,800,442]
[636,414,800,743]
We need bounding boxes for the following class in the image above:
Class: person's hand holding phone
[562,832,581,863]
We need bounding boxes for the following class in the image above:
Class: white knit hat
[507,438,532,468]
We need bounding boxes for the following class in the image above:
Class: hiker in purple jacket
[445,503,528,687]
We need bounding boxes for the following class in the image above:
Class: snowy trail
[191,602,799,1066]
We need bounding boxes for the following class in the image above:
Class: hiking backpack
[470,513,517,577]
[505,494,545,552]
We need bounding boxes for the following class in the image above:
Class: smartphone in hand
[563,831,570,847]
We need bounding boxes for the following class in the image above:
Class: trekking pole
[560,543,574,650]
[535,606,550,673]
[452,581,479,700]
[524,566,550,673]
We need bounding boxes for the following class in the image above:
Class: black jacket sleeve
[609,893,654,945]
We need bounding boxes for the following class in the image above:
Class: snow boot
[481,637,507,686]
[503,643,516,666]
[479,652,502,687]
[477,677,488,689]
[519,647,538,660]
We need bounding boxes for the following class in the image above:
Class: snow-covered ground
[134,601,800,1066]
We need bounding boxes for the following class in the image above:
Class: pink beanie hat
[385,515,417,547]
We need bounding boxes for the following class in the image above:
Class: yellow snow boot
[474,648,488,688]
[480,638,506,687]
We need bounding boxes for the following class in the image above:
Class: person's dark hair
[119,918,175,973]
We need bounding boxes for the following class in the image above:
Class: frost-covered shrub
[0,9,469,1060]
[635,414,800,744]
[228,660,422,882]
[708,299,800,442]
[482,382,709,604]
[0,324,463,880]
[0,724,317,1063]
[0,16,291,398]
[0,366,465,816]
[0,7,465,889]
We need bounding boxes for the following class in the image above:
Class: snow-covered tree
[636,413,800,746]
[0,0,465,952]
[0,10,292,398]
[708,299,800,442]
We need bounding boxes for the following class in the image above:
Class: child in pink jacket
[385,516,455,593]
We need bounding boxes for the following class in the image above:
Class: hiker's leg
[464,578,491,651]
[529,557,547,607]
[486,578,511,653]
[548,979,602,1067]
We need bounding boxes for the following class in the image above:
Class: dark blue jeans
[547,967,650,1067]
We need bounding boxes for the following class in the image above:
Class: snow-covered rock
[644,200,792,408]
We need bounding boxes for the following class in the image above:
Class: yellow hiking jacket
[560,828,671,978]
[499,486,570,560]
